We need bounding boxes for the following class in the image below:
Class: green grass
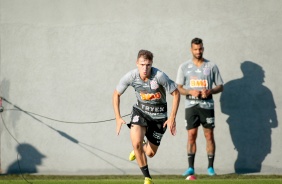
[0,174,282,184]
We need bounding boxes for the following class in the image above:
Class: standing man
[113,50,180,184]
[176,38,223,177]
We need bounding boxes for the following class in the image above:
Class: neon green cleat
[129,140,146,161]
[128,140,146,161]
[128,150,136,161]
[144,177,153,184]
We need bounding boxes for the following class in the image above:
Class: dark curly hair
[191,37,203,46]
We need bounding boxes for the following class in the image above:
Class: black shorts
[185,105,215,130]
[127,107,167,146]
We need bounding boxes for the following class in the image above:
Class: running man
[113,50,180,184]
[176,38,224,177]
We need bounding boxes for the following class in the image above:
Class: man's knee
[188,130,197,143]
[189,134,197,140]
[146,150,156,158]
[132,142,144,151]
[203,127,214,140]
[145,142,158,158]
[204,132,214,141]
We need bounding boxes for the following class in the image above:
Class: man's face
[191,43,204,60]
[136,56,153,79]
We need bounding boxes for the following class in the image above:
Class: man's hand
[201,88,212,98]
[164,117,176,136]
[113,90,126,136]
[116,118,126,136]
[189,89,201,97]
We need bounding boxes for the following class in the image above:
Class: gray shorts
[185,104,215,130]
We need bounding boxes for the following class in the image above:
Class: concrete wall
[0,0,281,175]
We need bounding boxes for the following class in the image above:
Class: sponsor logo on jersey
[190,79,208,87]
[140,104,166,113]
[195,69,201,73]
[143,83,150,88]
[140,92,161,101]
[150,80,159,90]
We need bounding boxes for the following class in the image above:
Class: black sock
[140,165,151,179]
[188,153,195,168]
[208,154,215,168]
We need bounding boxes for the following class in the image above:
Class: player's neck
[139,74,150,81]
[193,58,204,67]
[139,68,152,81]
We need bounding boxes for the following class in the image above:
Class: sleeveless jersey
[116,67,177,119]
[176,59,224,109]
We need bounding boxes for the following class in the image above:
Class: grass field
[0,174,282,184]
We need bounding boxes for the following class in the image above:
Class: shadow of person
[2,98,129,175]
[220,61,278,174]
[7,143,46,174]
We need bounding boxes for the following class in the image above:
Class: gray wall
[0,0,281,175]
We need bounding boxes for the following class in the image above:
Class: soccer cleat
[128,150,136,161]
[207,167,216,176]
[144,177,153,184]
[182,167,194,176]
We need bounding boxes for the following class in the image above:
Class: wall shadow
[220,61,278,174]
[2,98,144,175]
[7,143,45,174]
